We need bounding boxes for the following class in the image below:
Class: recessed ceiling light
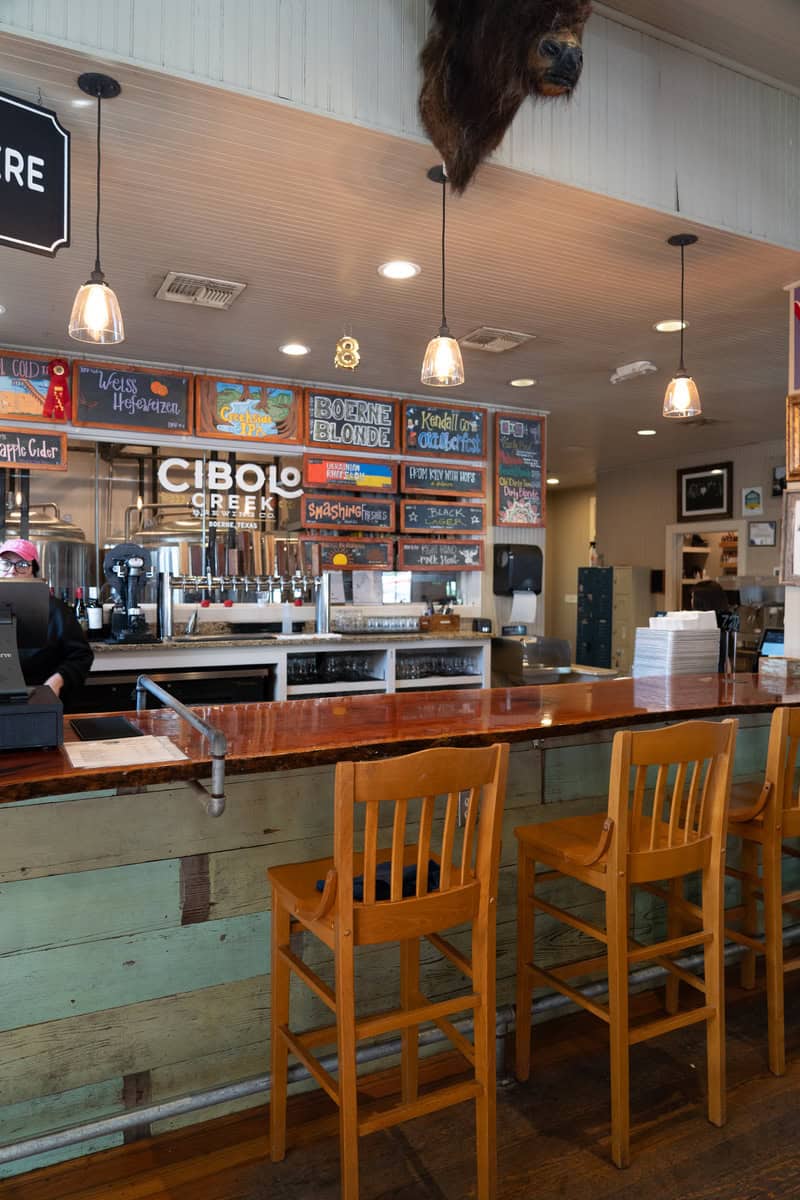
[509,378,536,387]
[654,319,688,333]
[279,342,310,356]
[378,260,421,280]
[546,476,560,485]
[637,429,657,436]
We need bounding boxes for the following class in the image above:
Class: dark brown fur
[419,0,592,191]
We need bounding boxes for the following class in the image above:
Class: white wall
[2,2,799,249]
[545,486,595,654]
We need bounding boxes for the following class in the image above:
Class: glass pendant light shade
[69,271,125,344]
[663,369,700,418]
[421,325,464,386]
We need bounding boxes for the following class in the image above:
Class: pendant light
[69,73,125,344]
[421,165,464,387]
[662,233,700,418]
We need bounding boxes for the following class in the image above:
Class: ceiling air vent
[155,272,246,310]
[459,326,535,353]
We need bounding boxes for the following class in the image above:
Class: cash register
[0,578,63,750]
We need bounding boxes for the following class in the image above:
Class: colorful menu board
[400,500,485,533]
[303,454,397,493]
[195,376,301,443]
[74,361,192,434]
[305,388,398,451]
[301,494,395,532]
[299,536,394,570]
[0,350,57,420]
[398,539,484,570]
[495,411,545,527]
[0,428,67,470]
[402,400,486,459]
[401,462,485,497]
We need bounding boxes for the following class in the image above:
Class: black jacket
[20,597,94,707]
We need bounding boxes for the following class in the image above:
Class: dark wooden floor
[4,973,800,1200]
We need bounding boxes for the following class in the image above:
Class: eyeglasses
[0,558,33,574]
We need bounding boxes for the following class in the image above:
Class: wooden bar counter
[0,674,793,1176]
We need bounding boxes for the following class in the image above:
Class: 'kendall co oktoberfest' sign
[158,456,303,530]
[0,91,70,256]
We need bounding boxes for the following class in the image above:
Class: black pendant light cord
[679,242,686,372]
[93,89,103,277]
[440,177,448,336]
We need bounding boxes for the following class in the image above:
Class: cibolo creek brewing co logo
[158,456,303,530]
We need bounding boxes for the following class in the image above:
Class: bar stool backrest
[609,719,737,885]
[765,707,800,836]
[333,744,509,947]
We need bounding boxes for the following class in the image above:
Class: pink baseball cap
[0,538,38,563]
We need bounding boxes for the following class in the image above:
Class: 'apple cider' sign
[0,91,70,256]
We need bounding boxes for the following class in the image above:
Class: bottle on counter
[74,587,89,635]
[86,586,104,638]
[589,541,599,568]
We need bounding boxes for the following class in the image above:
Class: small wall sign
[0,90,70,256]
[741,486,764,516]
[195,376,302,443]
[305,388,398,451]
[303,455,397,493]
[0,429,67,470]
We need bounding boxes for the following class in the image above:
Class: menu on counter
[401,462,485,497]
[301,494,395,532]
[495,411,545,526]
[64,735,188,769]
[0,428,67,470]
[195,375,301,443]
[400,500,485,533]
[299,536,394,569]
[303,454,397,492]
[305,388,398,451]
[402,400,486,459]
[0,349,58,420]
[398,539,484,571]
[74,361,192,434]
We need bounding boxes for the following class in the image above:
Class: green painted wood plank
[0,1077,122,1144]
[8,789,117,808]
[543,742,612,804]
[0,861,181,955]
[0,913,270,1031]
[0,1134,124,1178]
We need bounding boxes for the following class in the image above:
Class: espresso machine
[103,542,157,643]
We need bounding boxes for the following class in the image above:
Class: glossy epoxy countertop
[0,674,794,805]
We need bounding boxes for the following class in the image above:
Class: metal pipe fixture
[315,570,331,634]
[134,674,227,815]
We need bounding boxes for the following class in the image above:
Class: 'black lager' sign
[0,91,70,256]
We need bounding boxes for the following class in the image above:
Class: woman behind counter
[0,538,93,708]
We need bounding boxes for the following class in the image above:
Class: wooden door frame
[665,520,748,610]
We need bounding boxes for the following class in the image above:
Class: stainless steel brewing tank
[4,504,91,595]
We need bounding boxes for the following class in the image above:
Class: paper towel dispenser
[493,544,543,596]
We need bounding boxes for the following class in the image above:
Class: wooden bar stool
[724,705,800,1077]
[515,718,736,1168]
[268,742,509,1200]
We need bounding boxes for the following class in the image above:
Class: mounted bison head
[419,1,592,191]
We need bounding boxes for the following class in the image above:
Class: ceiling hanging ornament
[421,165,464,387]
[334,332,360,371]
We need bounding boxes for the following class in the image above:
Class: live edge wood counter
[0,672,793,804]
[0,674,791,1180]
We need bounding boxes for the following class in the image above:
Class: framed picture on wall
[788,395,800,481]
[748,521,777,548]
[780,492,800,585]
[676,462,733,522]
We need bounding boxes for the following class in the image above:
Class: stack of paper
[632,627,721,678]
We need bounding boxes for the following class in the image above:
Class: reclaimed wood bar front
[0,675,792,1175]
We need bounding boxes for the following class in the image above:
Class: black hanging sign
[397,539,484,571]
[402,400,486,459]
[401,462,486,497]
[495,411,545,527]
[74,361,192,434]
[400,500,485,533]
[0,91,70,256]
[0,429,67,471]
[301,494,395,532]
[305,388,398,451]
[299,536,394,570]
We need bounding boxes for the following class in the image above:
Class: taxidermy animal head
[419,1,592,191]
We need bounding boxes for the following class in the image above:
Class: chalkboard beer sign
[301,494,395,532]
[303,454,397,493]
[401,462,485,497]
[0,428,67,470]
[400,500,485,533]
[0,349,58,421]
[299,537,394,570]
[398,540,484,570]
[74,361,192,434]
[402,400,486,459]
[195,375,301,443]
[495,411,545,527]
[305,388,398,451]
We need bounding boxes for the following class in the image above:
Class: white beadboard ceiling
[0,33,798,489]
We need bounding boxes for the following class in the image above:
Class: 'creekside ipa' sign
[301,494,395,532]
[75,362,192,434]
[495,411,545,527]
[0,91,70,256]
[195,375,302,443]
[402,400,486,459]
[0,429,67,470]
[305,389,398,451]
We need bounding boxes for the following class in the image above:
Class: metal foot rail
[135,674,227,816]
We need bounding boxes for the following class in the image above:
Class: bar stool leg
[514,848,535,1082]
[400,938,420,1102]
[335,931,360,1200]
[665,877,683,1015]
[702,862,726,1127]
[269,889,291,1162]
[762,838,786,1076]
[473,914,498,1200]
[606,878,630,1169]
[740,841,759,990]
